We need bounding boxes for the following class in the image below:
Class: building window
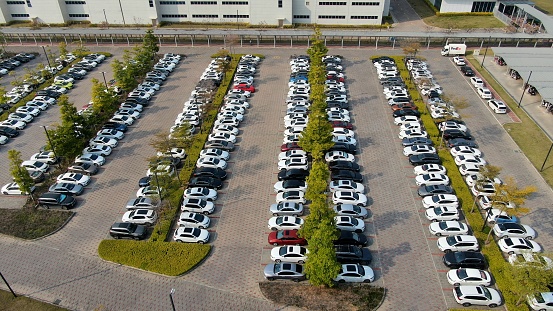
[6,1,25,4]
[223,14,249,18]
[305,1,309,4]
[318,15,345,19]
[471,1,495,12]
[162,14,187,17]
[352,1,379,5]
[149,0,154,7]
[278,0,282,7]
[351,15,378,19]
[69,13,90,17]
[222,1,248,4]
[293,15,309,19]
[192,14,218,18]
[190,1,217,3]
[160,1,186,4]
[65,0,86,3]
[11,13,30,17]
[26,0,31,6]
[318,1,346,5]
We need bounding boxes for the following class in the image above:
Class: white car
[527,292,553,311]
[0,119,26,130]
[212,125,239,136]
[399,122,422,132]
[429,221,469,236]
[477,87,493,99]
[453,56,466,66]
[136,186,161,198]
[478,197,515,211]
[278,158,309,170]
[218,111,243,122]
[413,164,447,176]
[21,160,49,173]
[487,100,507,114]
[470,77,484,88]
[447,268,492,286]
[437,235,479,252]
[15,106,41,116]
[97,129,125,140]
[122,209,158,226]
[285,118,308,128]
[90,136,118,148]
[25,100,50,111]
[453,285,502,308]
[276,191,306,204]
[183,187,218,201]
[332,128,355,138]
[398,129,428,139]
[327,112,350,122]
[335,216,365,233]
[493,222,536,240]
[332,191,367,207]
[422,194,459,209]
[181,198,215,215]
[268,216,304,231]
[1,182,35,195]
[270,246,308,264]
[157,148,186,159]
[334,264,374,283]
[110,115,135,125]
[403,145,436,157]
[498,237,541,254]
[430,108,460,119]
[199,148,229,161]
[177,212,211,228]
[0,134,9,145]
[75,153,106,166]
[30,151,58,164]
[329,180,364,193]
[173,227,210,244]
[471,182,497,197]
[196,157,227,170]
[269,201,304,216]
[438,121,468,133]
[208,132,237,143]
[459,163,483,176]
[8,112,33,123]
[450,146,482,158]
[84,144,112,157]
[332,135,356,145]
[325,151,355,163]
[56,173,90,186]
[425,206,460,222]
[147,164,175,177]
[454,155,487,167]
[415,173,450,186]
[278,150,307,161]
[333,204,369,219]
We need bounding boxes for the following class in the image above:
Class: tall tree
[8,149,35,201]
[58,41,68,60]
[470,164,502,213]
[305,160,330,202]
[298,111,334,161]
[510,263,553,306]
[304,217,340,287]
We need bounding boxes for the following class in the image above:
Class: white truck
[441,44,467,56]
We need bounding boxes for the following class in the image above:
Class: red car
[233,83,255,93]
[391,102,418,111]
[330,121,353,130]
[280,142,302,152]
[268,230,307,246]
[327,75,345,83]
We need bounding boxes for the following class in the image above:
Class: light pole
[518,70,533,108]
[169,288,176,311]
[118,0,126,25]
[42,125,60,168]
[100,71,108,89]
[41,45,52,69]
[480,36,491,68]
[0,271,17,298]
[103,9,109,28]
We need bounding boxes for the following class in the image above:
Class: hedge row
[390,56,529,311]
[98,240,210,276]
[436,12,494,17]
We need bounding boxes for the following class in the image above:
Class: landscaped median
[389,56,532,311]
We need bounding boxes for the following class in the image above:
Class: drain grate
[53,299,61,305]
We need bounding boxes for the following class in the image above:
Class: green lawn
[424,15,506,29]
[0,208,73,240]
[533,0,553,15]
[0,289,67,311]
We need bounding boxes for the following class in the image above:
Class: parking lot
[0,46,552,311]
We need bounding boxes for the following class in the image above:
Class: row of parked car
[0,53,36,77]
[264,54,375,284]
[107,54,186,240]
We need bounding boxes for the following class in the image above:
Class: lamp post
[41,45,52,69]
[481,207,494,231]
[169,288,176,311]
[480,36,491,68]
[100,71,108,89]
[117,0,126,25]
[518,70,533,108]
[540,142,553,172]
[42,125,60,168]
[0,271,16,298]
[103,9,109,28]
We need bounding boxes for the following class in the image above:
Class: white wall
[250,0,293,25]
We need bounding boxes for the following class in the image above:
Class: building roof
[491,47,553,102]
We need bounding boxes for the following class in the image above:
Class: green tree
[90,78,119,123]
[73,40,89,58]
[8,149,35,201]
[58,41,68,59]
[304,217,340,287]
[298,112,334,161]
[299,195,335,240]
[471,164,502,213]
[510,264,553,306]
[305,160,330,202]
[143,29,159,58]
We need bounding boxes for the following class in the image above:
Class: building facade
[0,0,390,26]
[428,0,498,13]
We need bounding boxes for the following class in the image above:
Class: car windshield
[439,222,448,230]
[274,263,282,273]
[352,205,361,213]
[482,287,492,300]
[457,269,468,279]
[454,287,463,298]
[279,247,288,256]
[446,236,458,246]
[434,208,443,216]
[353,247,362,257]
[193,214,204,222]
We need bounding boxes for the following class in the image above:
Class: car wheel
[363,279,371,283]
[271,227,277,231]
[2,191,7,195]
[359,216,365,220]
[435,233,442,236]
[199,226,205,229]
[197,241,204,244]
[273,213,279,216]
[432,219,439,222]
[267,277,274,281]
[508,251,514,255]
[292,278,300,283]
[298,260,304,264]
[355,230,362,233]
[525,236,533,240]
[453,283,460,287]
[338,279,345,283]
[202,211,209,215]
[462,303,471,307]
[275,259,281,263]
[444,249,451,253]
[489,304,498,308]
[273,242,279,246]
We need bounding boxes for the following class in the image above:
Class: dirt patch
[0,208,73,239]
[259,282,385,311]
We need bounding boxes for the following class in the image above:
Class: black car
[109,222,148,240]
[326,101,349,109]
[35,90,61,98]
[443,251,487,269]
[409,153,442,166]
[193,167,227,180]
[277,179,307,191]
[102,122,128,132]
[66,72,84,80]
[393,109,420,118]
[37,192,77,209]
[427,90,441,99]
[277,169,309,181]
[330,170,363,183]
[329,142,357,154]
[189,177,223,189]
[460,66,475,77]
[418,185,455,197]
[447,138,478,149]
[333,230,368,247]
[402,137,434,147]
[138,176,151,187]
[334,245,372,265]
[328,161,360,172]
[442,129,472,140]
[0,126,19,138]
[125,97,149,106]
